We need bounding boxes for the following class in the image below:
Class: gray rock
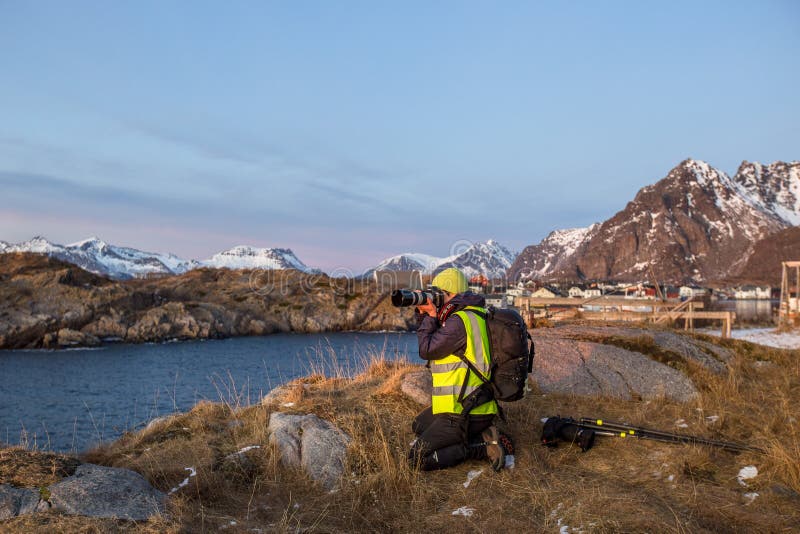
[401,370,432,405]
[0,484,40,520]
[267,413,351,491]
[144,414,177,432]
[530,335,699,402]
[540,325,730,374]
[261,384,293,405]
[48,464,166,520]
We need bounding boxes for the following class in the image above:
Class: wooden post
[780,262,787,326]
[722,311,732,339]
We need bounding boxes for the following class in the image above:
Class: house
[583,288,602,298]
[507,285,530,297]
[530,287,557,298]
[374,270,423,292]
[664,286,680,299]
[679,285,708,298]
[485,294,508,309]
[469,274,489,294]
[568,286,585,298]
[734,286,772,299]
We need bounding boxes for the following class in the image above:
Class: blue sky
[1,1,798,272]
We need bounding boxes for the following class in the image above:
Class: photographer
[407,268,512,471]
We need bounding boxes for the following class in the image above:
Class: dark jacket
[416,292,486,361]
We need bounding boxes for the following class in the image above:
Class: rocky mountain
[508,225,599,281]
[365,240,517,279]
[0,237,317,279]
[725,226,800,286]
[200,246,318,273]
[509,159,800,283]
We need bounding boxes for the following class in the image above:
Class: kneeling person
[408,268,512,471]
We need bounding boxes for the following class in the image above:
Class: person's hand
[415,291,437,317]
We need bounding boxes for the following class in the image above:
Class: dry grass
[2,329,799,532]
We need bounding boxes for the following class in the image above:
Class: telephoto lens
[391,289,427,307]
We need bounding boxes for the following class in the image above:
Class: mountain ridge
[0,237,317,280]
[509,158,800,283]
[363,239,517,280]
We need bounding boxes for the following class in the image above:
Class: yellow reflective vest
[430,306,498,416]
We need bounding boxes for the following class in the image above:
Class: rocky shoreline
[0,253,415,350]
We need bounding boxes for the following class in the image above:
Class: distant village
[373,270,775,309]
[463,277,776,309]
[374,269,780,335]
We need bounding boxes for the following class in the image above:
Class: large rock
[531,335,699,402]
[401,370,432,405]
[48,464,166,520]
[267,413,351,491]
[0,484,40,520]
[542,325,731,374]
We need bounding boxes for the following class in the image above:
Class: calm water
[708,299,778,325]
[0,332,417,453]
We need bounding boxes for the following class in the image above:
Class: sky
[1,1,798,273]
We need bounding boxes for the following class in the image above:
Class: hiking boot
[498,432,515,456]
[482,425,505,472]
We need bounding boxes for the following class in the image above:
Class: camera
[390,288,445,308]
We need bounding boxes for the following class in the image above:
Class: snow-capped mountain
[507,225,599,281]
[369,253,442,274]
[200,246,317,272]
[0,236,197,280]
[508,159,800,283]
[0,237,316,279]
[366,240,517,279]
[733,161,800,226]
[435,240,517,279]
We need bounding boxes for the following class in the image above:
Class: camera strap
[437,302,457,323]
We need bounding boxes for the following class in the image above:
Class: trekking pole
[578,418,765,454]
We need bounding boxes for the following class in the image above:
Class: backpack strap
[453,309,503,423]
[527,332,535,374]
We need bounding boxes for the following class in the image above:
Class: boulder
[401,370,432,405]
[267,413,351,491]
[531,336,699,402]
[48,464,166,520]
[0,484,40,520]
[540,325,731,374]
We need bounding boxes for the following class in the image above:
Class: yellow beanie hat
[431,268,468,294]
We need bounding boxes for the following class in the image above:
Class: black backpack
[483,306,535,401]
[456,306,535,408]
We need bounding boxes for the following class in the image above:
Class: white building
[679,286,708,298]
[568,286,585,298]
[485,295,508,309]
[584,288,602,298]
[530,287,557,298]
[734,286,772,299]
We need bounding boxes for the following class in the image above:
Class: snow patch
[737,465,758,487]
[169,466,197,494]
[463,469,483,488]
